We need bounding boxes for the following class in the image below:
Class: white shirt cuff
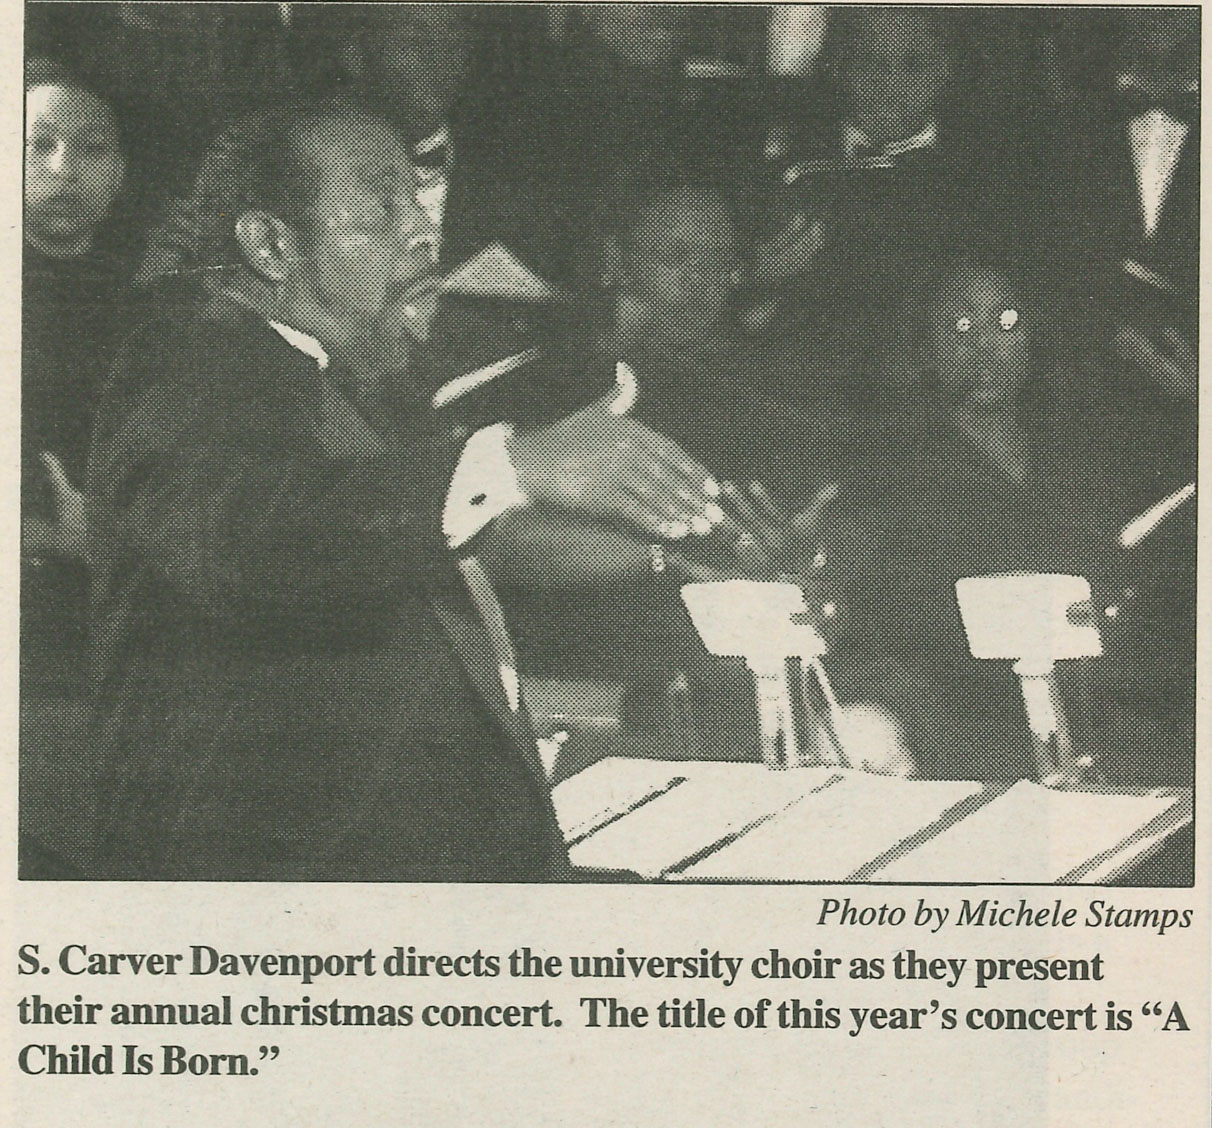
[443,423,527,549]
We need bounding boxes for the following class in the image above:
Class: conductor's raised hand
[506,397,732,541]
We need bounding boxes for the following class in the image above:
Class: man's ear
[234,211,300,283]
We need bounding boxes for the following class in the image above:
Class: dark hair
[604,153,736,241]
[829,5,949,63]
[27,54,86,93]
[928,247,1030,302]
[574,153,736,291]
[189,96,375,277]
[25,53,123,134]
[816,5,952,101]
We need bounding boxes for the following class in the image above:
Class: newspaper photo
[6,3,1208,1124]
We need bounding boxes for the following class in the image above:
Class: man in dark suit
[68,99,725,881]
[758,8,996,349]
[1042,8,1198,369]
[1039,11,1197,754]
[1074,10,1197,290]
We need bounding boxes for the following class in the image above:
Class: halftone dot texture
[19,4,1196,884]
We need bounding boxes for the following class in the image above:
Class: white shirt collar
[269,320,329,370]
[1125,110,1190,236]
[843,119,939,161]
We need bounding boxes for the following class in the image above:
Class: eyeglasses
[954,308,1020,334]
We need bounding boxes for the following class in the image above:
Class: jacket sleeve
[89,328,464,628]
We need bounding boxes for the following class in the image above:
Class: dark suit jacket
[1042,96,1199,310]
[71,291,568,881]
[1082,99,1198,293]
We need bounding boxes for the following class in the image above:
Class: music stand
[681,581,846,769]
[955,574,1104,787]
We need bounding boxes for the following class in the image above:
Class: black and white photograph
[18,1,1198,885]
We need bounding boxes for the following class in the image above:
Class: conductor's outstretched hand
[507,395,738,542]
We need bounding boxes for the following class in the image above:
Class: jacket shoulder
[110,296,302,415]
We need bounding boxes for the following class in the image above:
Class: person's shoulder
[118,290,284,371]
[107,291,297,422]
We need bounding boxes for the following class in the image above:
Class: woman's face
[25,82,124,254]
[930,267,1030,408]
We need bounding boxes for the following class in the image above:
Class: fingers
[793,482,841,538]
[608,467,736,543]
[618,422,740,536]
[633,426,717,499]
[720,480,781,547]
[613,493,686,541]
[599,452,701,537]
[747,480,792,526]
[537,410,747,541]
[623,474,738,540]
[621,478,698,534]
[1115,325,1197,403]
[1156,329,1199,403]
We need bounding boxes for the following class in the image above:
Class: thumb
[793,482,840,538]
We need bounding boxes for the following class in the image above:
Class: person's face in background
[840,11,949,147]
[1116,8,1199,94]
[615,189,740,351]
[277,114,440,373]
[930,266,1030,410]
[583,4,688,70]
[350,7,468,142]
[25,80,124,257]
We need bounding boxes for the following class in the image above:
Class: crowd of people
[21,4,1198,879]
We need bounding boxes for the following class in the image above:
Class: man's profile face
[25,81,124,255]
[285,114,439,366]
[842,13,948,146]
